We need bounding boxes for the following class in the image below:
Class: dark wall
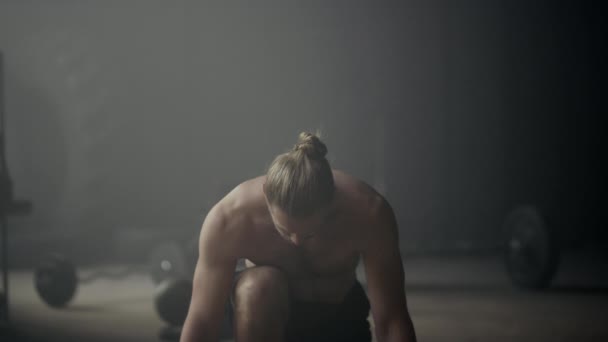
[0,1,605,264]
[499,2,607,246]
[384,1,607,252]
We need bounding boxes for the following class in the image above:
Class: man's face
[266,203,335,247]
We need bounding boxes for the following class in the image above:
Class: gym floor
[3,254,608,342]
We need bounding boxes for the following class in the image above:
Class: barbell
[34,253,141,308]
[34,239,197,327]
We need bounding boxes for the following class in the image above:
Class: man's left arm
[361,196,417,342]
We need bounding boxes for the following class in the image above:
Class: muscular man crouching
[180,132,417,342]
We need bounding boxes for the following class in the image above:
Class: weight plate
[154,277,192,327]
[148,241,189,284]
[34,254,78,308]
[503,206,559,290]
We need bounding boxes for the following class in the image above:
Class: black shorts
[224,271,372,342]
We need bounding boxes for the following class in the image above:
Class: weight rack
[0,51,33,325]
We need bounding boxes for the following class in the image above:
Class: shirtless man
[180,132,417,342]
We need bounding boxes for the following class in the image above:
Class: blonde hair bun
[265,131,334,217]
[293,132,328,160]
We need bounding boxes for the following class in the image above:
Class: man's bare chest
[248,234,358,276]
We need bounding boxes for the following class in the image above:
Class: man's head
[263,132,336,245]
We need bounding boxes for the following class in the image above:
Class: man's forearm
[375,315,417,342]
[180,317,220,342]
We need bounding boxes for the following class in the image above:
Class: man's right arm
[180,205,237,342]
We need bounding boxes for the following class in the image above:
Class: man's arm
[361,196,417,342]
[180,205,237,342]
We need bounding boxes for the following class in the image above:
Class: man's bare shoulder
[216,175,266,215]
[333,170,394,250]
[201,176,267,249]
[333,169,386,216]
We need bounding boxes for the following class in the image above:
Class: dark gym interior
[1,1,607,341]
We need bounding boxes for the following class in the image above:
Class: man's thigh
[226,268,371,342]
[223,266,289,335]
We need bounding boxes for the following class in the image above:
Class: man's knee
[234,266,290,316]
